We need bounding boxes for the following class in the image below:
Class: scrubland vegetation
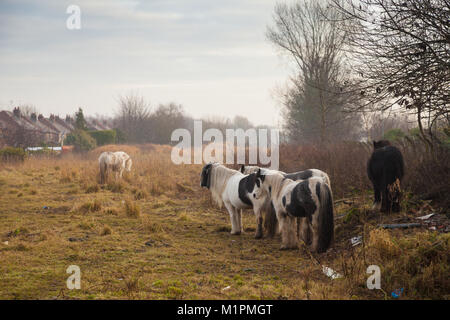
[0,141,448,300]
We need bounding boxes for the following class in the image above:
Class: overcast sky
[0,0,297,126]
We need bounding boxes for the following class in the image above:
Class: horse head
[373,140,391,149]
[200,163,214,188]
[125,158,132,172]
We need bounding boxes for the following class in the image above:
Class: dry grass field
[0,144,448,300]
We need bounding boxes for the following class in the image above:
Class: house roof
[0,111,38,131]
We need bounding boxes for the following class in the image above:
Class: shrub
[114,128,127,143]
[384,128,406,142]
[89,130,117,146]
[0,147,26,162]
[64,130,97,152]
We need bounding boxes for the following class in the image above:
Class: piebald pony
[200,163,268,237]
[240,165,330,238]
[258,171,334,253]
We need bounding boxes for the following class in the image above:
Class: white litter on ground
[350,236,363,246]
[416,213,435,220]
[322,266,343,279]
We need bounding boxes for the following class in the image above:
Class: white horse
[98,151,132,184]
[240,165,331,238]
[200,163,268,237]
[258,171,334,253]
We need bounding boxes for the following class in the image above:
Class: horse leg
[105,167,109,184]
[264,202,278,238]
[372,183,382,211]
[311,213,321,253]
[237,209,244,234]
[278,213,297,250]
[225,203,240,235]
[287,216,298,248]
[99,164,104,184]
[254,209,263,239]
[299,217,312,245]
[381,186,389,213]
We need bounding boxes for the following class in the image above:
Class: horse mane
[243,165,285,176]
[209,164,239,208]
[263,172,293,200]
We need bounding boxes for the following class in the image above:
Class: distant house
[0,107,75,147]
[86,118,113,131]
[0,108,43,147]
[0,107,115,148]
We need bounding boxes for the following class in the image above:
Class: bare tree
[15,104,39,117]
[267,0,361,143]
[148,103,186,144]
[116,93,151,143]
[330,0,450,145]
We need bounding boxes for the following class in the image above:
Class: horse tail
[263,201,278,238]
[314,182,334,253]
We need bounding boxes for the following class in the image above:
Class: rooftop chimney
[13,107,21,118]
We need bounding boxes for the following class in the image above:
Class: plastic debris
[222,286,231,291]
[416,213,435,220]
[378,223,421,229]
[350,236,362,246]
[43,206,49,210]
[391,288,404,299]
[322,266,343,279]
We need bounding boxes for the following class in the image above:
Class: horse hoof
[254,233,263,239]
[230,231,241,235]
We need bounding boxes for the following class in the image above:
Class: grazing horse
[367,141,404,212]
[240,165,330,238]
[258,171,334,253]
[200,163,268,237]
[98,151,133,184]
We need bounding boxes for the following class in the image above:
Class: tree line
[266,0,449,145]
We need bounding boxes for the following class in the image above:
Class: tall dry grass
[278,140,449,208]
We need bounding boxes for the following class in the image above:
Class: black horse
[367,140,404,212]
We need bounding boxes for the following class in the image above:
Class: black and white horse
[240,165,330,238]
[200,163,268,237]
[367,140,404,212]
[257,171,334,253]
